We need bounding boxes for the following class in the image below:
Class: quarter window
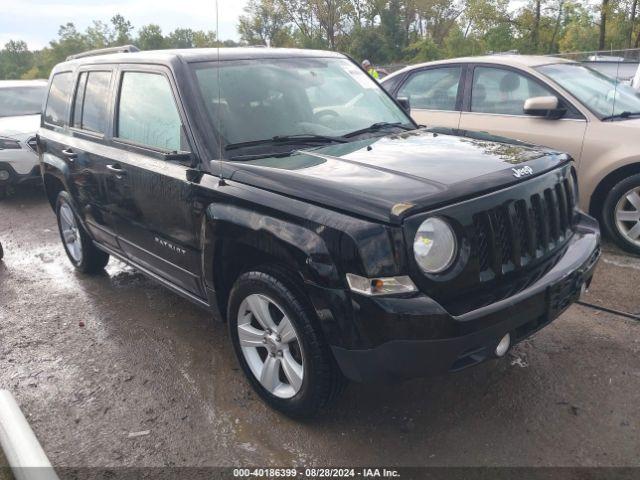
[72,71,112,134]
[471,67,553,115]
[117,72,185,152]
[44,72,74,126]
[397,67,462,111]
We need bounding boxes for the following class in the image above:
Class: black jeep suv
[38,47,600,417]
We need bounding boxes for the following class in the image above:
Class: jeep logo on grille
[512,166,534,178]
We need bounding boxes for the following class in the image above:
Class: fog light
[495,333,511,357]
[0,170,10,181]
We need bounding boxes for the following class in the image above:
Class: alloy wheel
[59,203,83,263]
[615,187,640,248]
[237,293,304,399]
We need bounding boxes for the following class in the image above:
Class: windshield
[191,57,412,153]
[0,86,46,117]
[537,63,640,119]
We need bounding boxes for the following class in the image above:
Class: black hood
[224,129,570,224]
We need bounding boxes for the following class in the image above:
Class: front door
[458,65,587,160]
[395,65,464,129]
[107,66,205,298]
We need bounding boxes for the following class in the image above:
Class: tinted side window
[117,72,185,152]
[397,67,462,111]
[72,72,88,128]
[45,72,73,126]
[471,67,552,115]
[73,71,111,134]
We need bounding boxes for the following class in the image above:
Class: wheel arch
[588,162,640,221]
[201,203,342,321]
[41,155,72,210]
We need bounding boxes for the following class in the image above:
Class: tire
[227,267,346,418]
[602,173,640,255]
[55,191,109,273]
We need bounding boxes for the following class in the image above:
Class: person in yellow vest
[362,59,379,80]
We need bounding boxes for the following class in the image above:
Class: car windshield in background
[191,57,412,153]
[537,63,640,119]
[0,86,46,117]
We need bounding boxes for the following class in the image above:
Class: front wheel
[602,174,640,255]
[55,191,109,273]
[227,268,345,418]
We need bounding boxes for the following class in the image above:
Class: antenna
[612,54,621,119]
[215,0,225,185]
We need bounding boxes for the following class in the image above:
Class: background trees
[238,0,640,63]
[0,15,233,80]
[2,1,640,79]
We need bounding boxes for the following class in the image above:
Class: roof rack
[66,45,140,61]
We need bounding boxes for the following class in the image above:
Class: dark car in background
[38,47,600,417]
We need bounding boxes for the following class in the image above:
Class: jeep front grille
[472,176,575,280]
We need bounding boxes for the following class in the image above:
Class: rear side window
[45,72,73,126]
[117,72,185,152]
[72,71,112,134]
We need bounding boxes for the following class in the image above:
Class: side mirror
[524,96,565,120]
[397,97,411,113]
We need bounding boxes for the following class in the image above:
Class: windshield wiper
[343,122,414,138]
[229,150,297,161]
[225,134,347,151]
[601,111,640,121]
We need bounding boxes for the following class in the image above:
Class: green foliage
[404,38,443,63]
[348,27,392,63]
[0,13,239,79]
[236,0,640,65]
[2,1,640,80]
[0,40,32,79]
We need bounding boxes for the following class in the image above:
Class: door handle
[106,164,127,176]
[62,148,77,161]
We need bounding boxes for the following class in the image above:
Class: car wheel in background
[602,173,640,255]
[227,267,346,418]
[55,191,109,273]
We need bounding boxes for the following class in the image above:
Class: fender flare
[41,153,73,204]
[201,203,341,296]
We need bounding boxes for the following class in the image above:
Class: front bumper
[329,214,601,382]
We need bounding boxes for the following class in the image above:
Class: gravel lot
[0,186,639,468]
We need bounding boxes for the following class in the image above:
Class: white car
[0,80,47,198]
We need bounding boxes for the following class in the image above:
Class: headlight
[413,217,457,274]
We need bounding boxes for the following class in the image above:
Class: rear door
[41,71,76,187]
[107,65,205,298]
[65,67,122,250]
[394,65,464,128]
[458,65,587,160]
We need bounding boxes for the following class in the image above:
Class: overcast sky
[1,0,249,49]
